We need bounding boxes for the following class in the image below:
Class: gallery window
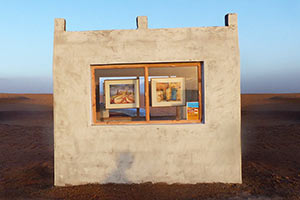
[91,62,203,125]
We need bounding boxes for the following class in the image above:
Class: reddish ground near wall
[0,93,300,199]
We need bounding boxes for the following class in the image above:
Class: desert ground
[0,93,300,200]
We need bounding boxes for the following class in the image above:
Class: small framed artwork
[151,77,185,107]
[186,102,199,120]
[104,79,140,109]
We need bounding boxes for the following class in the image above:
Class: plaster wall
[53,14,241,186]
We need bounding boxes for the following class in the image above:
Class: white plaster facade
[53,14,241,186]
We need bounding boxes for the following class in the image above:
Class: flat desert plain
[0,93,300,200]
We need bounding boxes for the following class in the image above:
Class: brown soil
[0,93,300,200]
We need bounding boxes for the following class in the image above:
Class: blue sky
[0,0,299,93]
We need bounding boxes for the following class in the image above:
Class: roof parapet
[54,18,66,32]
[225,13,238,27]
[136,16,148,30]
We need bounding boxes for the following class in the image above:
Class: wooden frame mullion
[144,66,150,121]
[198,62,202,122]
[91,62,201,70]
[91,66,97,124]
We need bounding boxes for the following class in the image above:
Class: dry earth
[0,93,300,200]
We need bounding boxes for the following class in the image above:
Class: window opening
[91,62,202,125]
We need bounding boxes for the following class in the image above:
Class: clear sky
[0,0,299,93]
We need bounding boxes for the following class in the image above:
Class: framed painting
[151,77,185,107]
[186,102,199,120]
[104,79,140,109]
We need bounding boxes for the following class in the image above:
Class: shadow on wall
[105,152,134,183]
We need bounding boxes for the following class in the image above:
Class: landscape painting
[151,77,185,107]
[109,84,135,104]
[105,79,139,109]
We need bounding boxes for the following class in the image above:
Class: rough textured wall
[53,14,241,186]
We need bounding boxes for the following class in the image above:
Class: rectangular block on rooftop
[136,16,148,29]
[225,13,238,27]
[54,18,66,32]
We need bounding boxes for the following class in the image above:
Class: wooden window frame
[91,62,203,125]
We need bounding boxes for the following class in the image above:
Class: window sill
[92,120,202,125]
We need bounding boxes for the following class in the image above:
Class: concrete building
[53,14,241,186]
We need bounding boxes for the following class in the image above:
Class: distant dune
[0,93,53,105]
[0,93,53,126]
[242,93,300,107]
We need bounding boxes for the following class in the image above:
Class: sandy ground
[0,93,300,199]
